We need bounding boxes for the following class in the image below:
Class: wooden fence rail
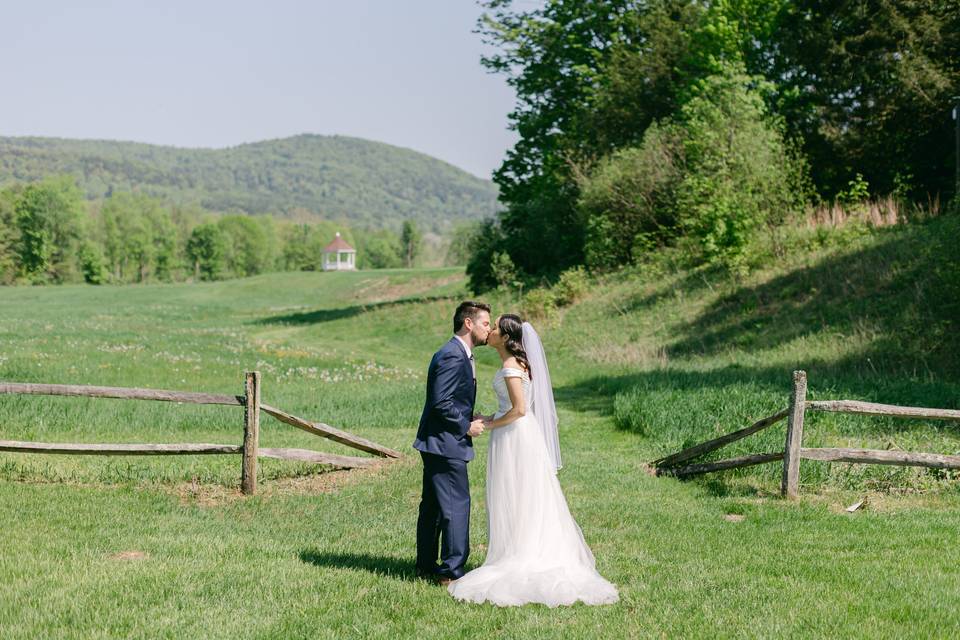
[658,452,784,478]
[0,441,243,455]
[260,404,401,459]
[0,372,398,494]
[652,408,788,469]
[651,370,960,499]
[0,440,375,470]
[0,381,244,406]
[806,400,960,422]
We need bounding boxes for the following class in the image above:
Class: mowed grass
[1,247,960,638]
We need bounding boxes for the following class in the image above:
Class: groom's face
[468,311,492,346]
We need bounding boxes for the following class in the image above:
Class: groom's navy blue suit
[413,337,476,580]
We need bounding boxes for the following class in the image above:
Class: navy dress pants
[416,451,470,579]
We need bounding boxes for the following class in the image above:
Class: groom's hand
[468,419,485,437]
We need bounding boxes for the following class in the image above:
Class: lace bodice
[492,367,531,417]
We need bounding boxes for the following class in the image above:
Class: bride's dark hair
[497,314,532,380]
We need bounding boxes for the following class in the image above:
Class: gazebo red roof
[322,232,355,253]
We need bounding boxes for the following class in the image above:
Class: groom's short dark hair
[453,301,491,332]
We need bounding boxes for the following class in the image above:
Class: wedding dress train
[448,367,619,607]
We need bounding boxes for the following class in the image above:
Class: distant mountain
[0,134,499,231]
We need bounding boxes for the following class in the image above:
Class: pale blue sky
[0,0,520,178]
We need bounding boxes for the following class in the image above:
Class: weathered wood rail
[651,370,960,498]
[0,381,244,406]
[0,372,399,495]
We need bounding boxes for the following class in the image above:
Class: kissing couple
[413,301,618,607]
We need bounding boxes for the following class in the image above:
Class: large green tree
[477,0,638,286]
[217,215,275,277]
[186,223,227,281]
[771,0,960,198]
[14,176,84,283]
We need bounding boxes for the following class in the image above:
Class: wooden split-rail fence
[652,370,960,498]
[0,372,402,495]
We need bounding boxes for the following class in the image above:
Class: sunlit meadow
[1,248,959,638]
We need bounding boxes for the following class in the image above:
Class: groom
[413,300,491,585]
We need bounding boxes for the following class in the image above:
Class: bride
[448,314,618,607]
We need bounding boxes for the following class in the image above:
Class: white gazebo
[322,232,357,271]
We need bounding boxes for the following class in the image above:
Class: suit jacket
[413,337,477,461]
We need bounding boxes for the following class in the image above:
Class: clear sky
[0,0,519,179]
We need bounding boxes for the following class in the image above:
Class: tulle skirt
[448,413,619,607]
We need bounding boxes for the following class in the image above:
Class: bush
[519,266,593,320]
[578,62,806,275]
[675,62,802,272]
[553,266,590,306]
[578,122,684,270]
[520,287,558,321]
[836,173,870,208]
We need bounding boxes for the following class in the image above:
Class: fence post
[241,371,261,495]
[781,370,807,499]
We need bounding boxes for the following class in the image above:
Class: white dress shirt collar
[453,334,472,359]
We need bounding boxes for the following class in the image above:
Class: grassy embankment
[1,215,958,638]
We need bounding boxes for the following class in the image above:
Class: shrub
[578,62,806,275]
[553,266,590,306]
[578,121,684,270]
[521,287,557,321]
[836,173,870,208]
[675,62,802,272]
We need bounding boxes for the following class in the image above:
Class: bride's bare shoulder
[502,356,520,369]
[502,356,528,374]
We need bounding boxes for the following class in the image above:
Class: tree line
[466,0,960,290]
[0,176,429,285]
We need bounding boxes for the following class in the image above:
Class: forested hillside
[0,134,499,231]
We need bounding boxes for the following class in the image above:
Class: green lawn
[1,252,959,638]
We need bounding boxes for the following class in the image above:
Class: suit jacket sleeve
[428,350,471,438]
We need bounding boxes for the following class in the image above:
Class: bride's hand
[467,419,485,437]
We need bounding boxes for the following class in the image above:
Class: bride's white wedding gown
[448,367,619,607]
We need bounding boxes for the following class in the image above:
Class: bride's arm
[483,377,526,429]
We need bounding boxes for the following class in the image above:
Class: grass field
[2,220,959,639]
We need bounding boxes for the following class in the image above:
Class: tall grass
[804,195,942,229]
